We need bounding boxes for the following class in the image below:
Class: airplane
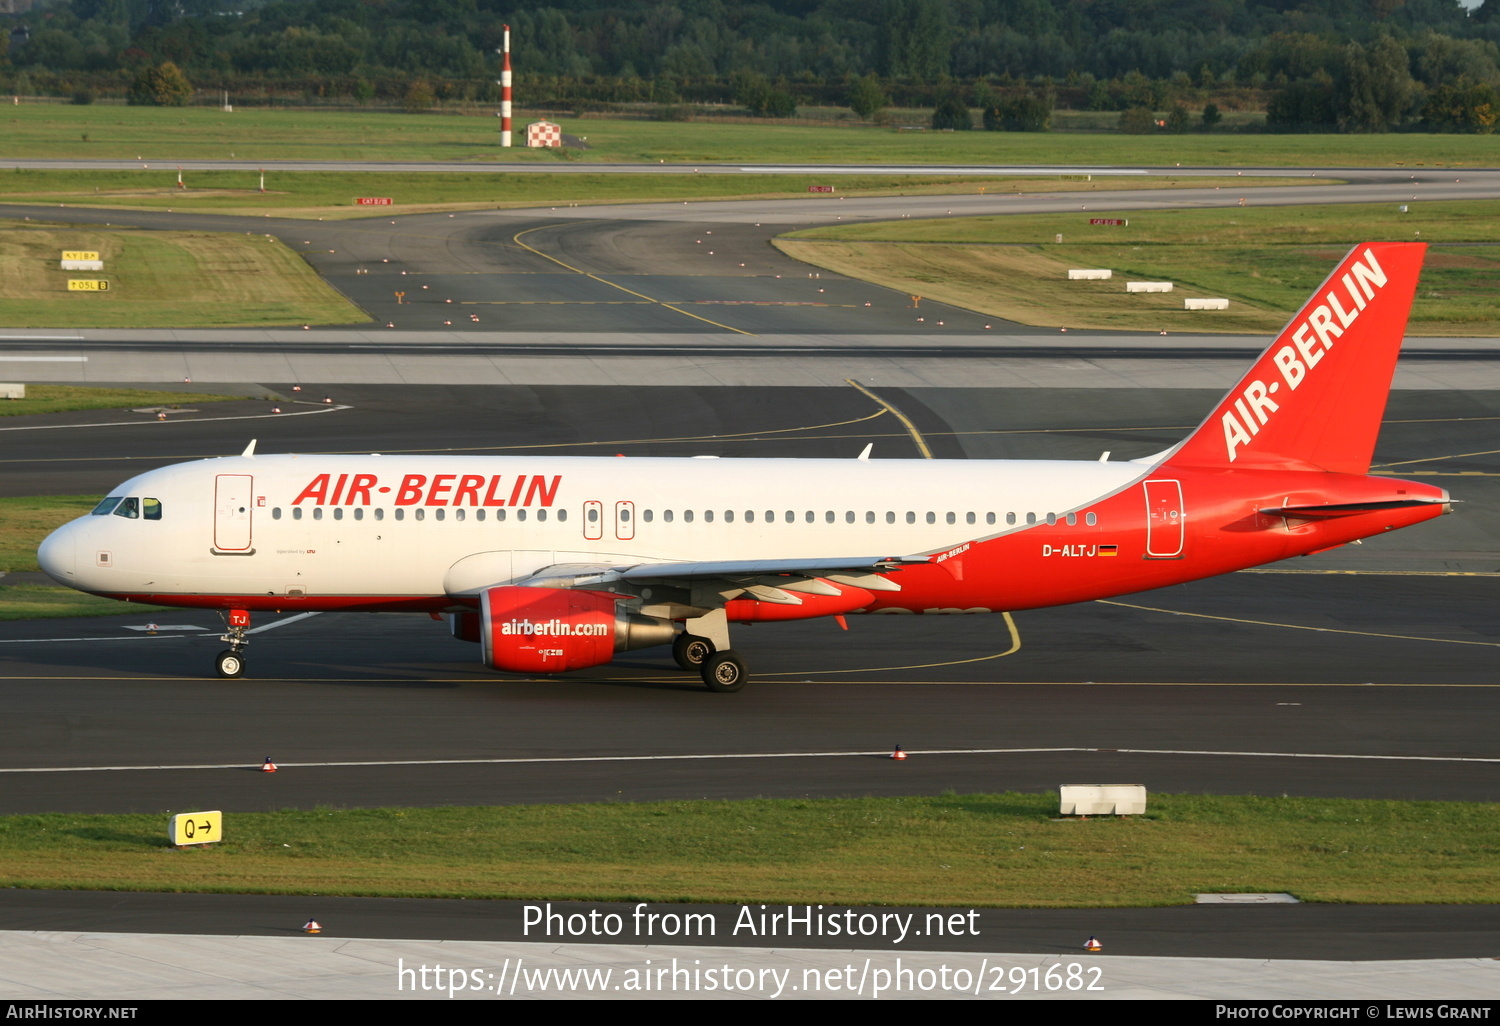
[38,242,1450,691]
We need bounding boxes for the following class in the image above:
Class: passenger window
[434,509,444,522]
[375,508,385,521]
[946,512,956,525]
[684,510,695,523]
[557,508,568,522]
[313,508,323,521]
[91,497,122,516]
[744,511,754,523]
[986,512,996,525]
[1026,512,1037,525]
[1086,513,1097,526]
[804,511,814,523]
[1046,513,1057,526]
[587,507,599,523]
[925,512,935,524]
[294,507,304,520]
[643,510,654,523]
[1006,512,1016,525]
[846,511,856,524]
[1066,513,1077,526]
[703,510,713,523]
[865,511,875,524]
[825,511,835,524]
[333,508,344,521]
[143,498,162,520]
[273,508,282,520]
[113,497,140,519]
[664,510,674,523]
[724,510,734,523]
[785,511,794,523]
[454,509,465,522]
[394,509,404,521]
[354,508,364,521]
[495,509,506,522]
[906,511,915,524]
[965,512,975,525]
[886,512,896,524]
[516,509,527,522]
[537,509,547,522]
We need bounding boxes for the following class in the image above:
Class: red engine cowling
[479,585,673,674]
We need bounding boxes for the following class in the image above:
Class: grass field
[0,583,175,620]
[0,492,182,617]
[3,104,1496,168]
[0,495,107,572]
[0,220,367,326]
[778,201,1500,334]
[1,793,1495,906]
[0,169,1315,220]
[0,384,247,417]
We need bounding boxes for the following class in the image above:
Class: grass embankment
[0,494,181,618]
[0,169,1313,220]
[1,495,105,573]
[0,221,367,326]
[2,104,1497,167]
[0,384,246,417]
[777,200,1500,335]
[2,793,1496,906]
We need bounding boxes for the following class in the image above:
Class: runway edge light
[261,756,278,773]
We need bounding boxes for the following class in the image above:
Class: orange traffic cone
[891,745,907,761]
[303,919,322,934]
[260,757,277,773]
[1085,936,1102,952]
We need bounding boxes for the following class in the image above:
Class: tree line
[2,0,1498,131]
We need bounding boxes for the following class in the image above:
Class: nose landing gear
[216,608,251,678]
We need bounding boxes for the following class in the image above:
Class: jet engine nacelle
[480,585,673,674]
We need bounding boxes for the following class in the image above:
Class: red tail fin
[1168,242,1425,474]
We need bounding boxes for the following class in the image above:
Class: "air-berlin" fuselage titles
[291,473,562,508]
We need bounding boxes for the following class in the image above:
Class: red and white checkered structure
[526,120,562,148]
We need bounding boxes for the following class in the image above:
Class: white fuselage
[40,453,1147,604]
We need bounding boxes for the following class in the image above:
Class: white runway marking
[3,746,1496,774]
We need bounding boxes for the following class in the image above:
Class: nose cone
[37,523,77,586]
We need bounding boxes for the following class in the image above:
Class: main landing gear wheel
[700,649,747,693]
[215,650,245,679]
[673,633,714,671]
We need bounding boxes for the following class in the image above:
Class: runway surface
[1,171,1498,973]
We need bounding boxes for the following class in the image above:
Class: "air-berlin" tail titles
[290,473,562,507]
[1222,247,1389,462]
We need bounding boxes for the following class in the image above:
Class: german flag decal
[1098,545,1118,557]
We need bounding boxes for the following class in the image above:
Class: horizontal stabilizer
[1260,498,1447,520]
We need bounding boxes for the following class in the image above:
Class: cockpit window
[112,497,140,519]
[92,497,122,515]
[143,498,162,521]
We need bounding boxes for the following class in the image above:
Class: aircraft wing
[517,555,924,591]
